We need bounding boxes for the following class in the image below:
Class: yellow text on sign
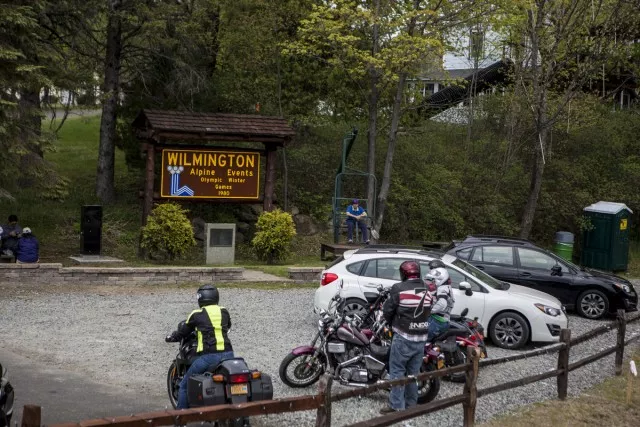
[620,219,628,230]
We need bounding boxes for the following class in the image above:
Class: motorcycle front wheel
[416,363,440,404]
[166,362,181,409]
[279,353,325,388]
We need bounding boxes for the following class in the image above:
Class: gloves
[165,332,179,342]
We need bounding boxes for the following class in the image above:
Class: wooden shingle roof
[133,109,295,145]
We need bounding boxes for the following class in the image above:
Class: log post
[142,142,155,226]
[463,346,480,427]
[21,405,41,427]
[315,374,333,427]
[615,308,626,376]
[557,328,571,400]
[263,146,277,212]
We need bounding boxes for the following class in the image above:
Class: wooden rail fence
[20,310,640,427]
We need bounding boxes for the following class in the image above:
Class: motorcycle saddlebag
[250,373,273,402]
[188,374,226,407]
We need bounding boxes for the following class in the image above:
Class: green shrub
[252,209,297,264]
[141,203,196,260]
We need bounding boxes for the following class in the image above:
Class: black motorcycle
[166,323,273,427]
[0,362,14,427]
[279,290,443,404]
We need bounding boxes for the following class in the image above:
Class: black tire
[342,298,369,321]
[166,362,181,409]
[417,363,440,404]
[489,312,530,349]
[0,410,9,427]
[279,353,324,388]
[577,290,609,319]
[446,348,467,383]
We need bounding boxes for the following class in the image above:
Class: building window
[423,83,435,97]
[469,31,484,61]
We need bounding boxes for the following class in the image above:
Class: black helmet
[399,260,420,281]
[428,259,446,270]
[197,284,219,307]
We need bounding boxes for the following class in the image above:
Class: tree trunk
[96,7,123,203]
[366,0,381,213]
[519,128,547,238]
[18,88,43,158]
[374,73,407,233]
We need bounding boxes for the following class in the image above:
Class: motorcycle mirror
[460,308,469,318]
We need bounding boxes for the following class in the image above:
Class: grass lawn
[481,352,640,427]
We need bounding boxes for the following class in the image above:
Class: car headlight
[535,303,562,317]
[613,283,631,293]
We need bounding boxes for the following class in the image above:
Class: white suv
[314,246,568,349]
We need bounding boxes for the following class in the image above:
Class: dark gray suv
[444,235,637,319]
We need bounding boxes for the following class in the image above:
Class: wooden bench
[0,254,15,263]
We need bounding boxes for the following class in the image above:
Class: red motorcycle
[279,288,443,404]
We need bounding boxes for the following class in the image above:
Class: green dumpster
[553,231,574,262]
[581,201,632,271]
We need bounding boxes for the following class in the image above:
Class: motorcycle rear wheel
[279,353,324,388]
[166,362,181,409]
[447,348,468,383]
[416,363,440,404]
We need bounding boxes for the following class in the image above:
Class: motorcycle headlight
[535,303,562,317]
[613,283,631,293]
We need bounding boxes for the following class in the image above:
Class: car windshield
[451,258,507,290]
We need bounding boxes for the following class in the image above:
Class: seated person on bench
[1,214,22,257]
[346,199,369,244]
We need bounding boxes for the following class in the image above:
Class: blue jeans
[177,351,234,409]
[388,334,426,410]
[426,318,449,343]
[346,219,368,242]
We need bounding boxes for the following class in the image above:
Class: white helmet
[424,267,450,287]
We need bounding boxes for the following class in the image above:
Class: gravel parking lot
[1,282,639,426]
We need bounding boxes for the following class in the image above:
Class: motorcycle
[0,362,14,427]
[166,323,273,427]
[279,285,443,404]
[364,285,487,383]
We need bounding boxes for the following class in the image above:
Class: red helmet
[399,261,420,281]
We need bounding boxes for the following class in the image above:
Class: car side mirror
[551,265,562,276]
[459,281,473,296]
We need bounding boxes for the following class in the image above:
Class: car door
[515,247,574,304]
[418,261,486,321]
[358,258,413,296]
[468,245,519,283]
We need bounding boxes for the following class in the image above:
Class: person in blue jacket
[16,227,39,264]
[346,199,369,244]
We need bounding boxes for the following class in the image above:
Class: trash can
[581,201,632,271]
[553,231,574,262]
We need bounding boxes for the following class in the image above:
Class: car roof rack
[464,234,534,245]
[354,245,444,258]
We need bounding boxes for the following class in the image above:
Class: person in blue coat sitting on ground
[16,227,39,264]
[346,199,369,244]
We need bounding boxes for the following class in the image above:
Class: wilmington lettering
[167,152,256,168]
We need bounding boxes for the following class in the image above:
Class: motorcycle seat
[449,314,466,322]
[206,357,248,373]
[433,329,460,341]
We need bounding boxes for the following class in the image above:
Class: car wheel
[577,290,609,319]
[489,312,530,349]
[343,298,369,320]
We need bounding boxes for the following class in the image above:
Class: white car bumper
[529,309,569,343]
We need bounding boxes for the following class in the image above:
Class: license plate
[437,359,445,369]
[230,384,248,395]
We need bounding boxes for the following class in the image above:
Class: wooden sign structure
[132,109,295,225]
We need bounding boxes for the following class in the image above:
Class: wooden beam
[477,368,564,398]
[152,144,266,155]
[570,323,615,346]
[556,328,571,400]
[315,375,333,427]
[463,347,480,427]
[478,343,564,368]
[154,131,287,145]
[263,146,277,212]
[615,309,626,376]
[568,344,618,372]
[21,405,41,427]
[141,142,155,226]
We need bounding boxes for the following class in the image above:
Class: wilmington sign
[160,148,261,199]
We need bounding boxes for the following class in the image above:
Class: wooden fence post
[557,328,571,400]
[21,405,41,427]
[315,374,333,427]
[463,347,480,427]
[615,308,626,376]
